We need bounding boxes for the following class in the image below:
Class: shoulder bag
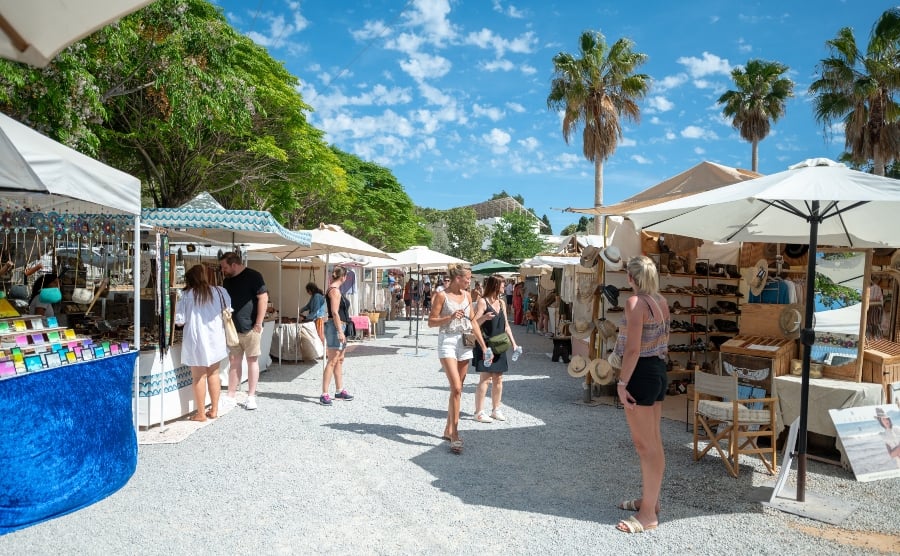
[485,300,511,354]
[217,287,240,347]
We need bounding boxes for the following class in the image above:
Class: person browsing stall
[321,266,354,406]
[299,282,327,342]
[427,263,488,455]
[218,252,268,411]
[28,272,60,317]
[612,255,670,534]
[175,265,230,421]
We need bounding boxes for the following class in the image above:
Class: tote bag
[217,287,240,347]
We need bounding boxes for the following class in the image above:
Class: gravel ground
[2,319,899,555]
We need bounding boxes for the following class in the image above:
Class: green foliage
[490,191,525,206]
[489,211,548,264]
[816,252,862,308]
[560,216,593,235]
[540,214,552,234]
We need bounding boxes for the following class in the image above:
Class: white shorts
[437,332,473,361]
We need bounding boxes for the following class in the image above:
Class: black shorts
[624,356,668,406]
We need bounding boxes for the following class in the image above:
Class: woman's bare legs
[618,402,664,531]
[490,374,503,411]
[474,371,491,416]
[323,347,344,395]
[190,366,208,421]
[206,365,221,418]
[441,357,468,441]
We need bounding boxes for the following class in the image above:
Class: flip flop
[616,515,657,534]
[616,499,661,514]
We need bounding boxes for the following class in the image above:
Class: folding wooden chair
[692,371,778,478]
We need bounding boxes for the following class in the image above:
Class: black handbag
[345,319,357,339]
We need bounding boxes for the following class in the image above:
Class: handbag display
[217,287,240,347]
[39,287,62,304]
[487,331,511,354]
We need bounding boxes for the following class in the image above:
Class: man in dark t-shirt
[219,252,268,411]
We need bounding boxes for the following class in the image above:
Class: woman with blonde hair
[175,265,231,421]
[321,266,354,406]
[612,256,670,533]
[472,275,518,423]
[428,263,488,454]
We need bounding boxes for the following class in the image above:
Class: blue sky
[213,0,886,234]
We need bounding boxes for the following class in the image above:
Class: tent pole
[132,216,141,433]
[797,200,820,502]
[415,264,421,354]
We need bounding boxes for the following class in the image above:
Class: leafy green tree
[490,211,548,263]
[717,59,794,172]
[443,207,488,263]
[490,191,525,206]
[809,7,900,176]
[561,216,594,235]
[547,31,650,234]
[328,148,427,251]
[540,214,552,234]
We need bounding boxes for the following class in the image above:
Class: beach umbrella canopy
[254,223,392,260]
[625,158,900,501]
[0,0,156,68]
[470,258,519,275]
[369,246,468,270]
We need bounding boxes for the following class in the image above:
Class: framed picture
[364,268,374,282]
[830,404,900,482]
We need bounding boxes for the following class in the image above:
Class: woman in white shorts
[428,263,488,454]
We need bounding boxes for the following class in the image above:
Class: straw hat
[748,259,769,296]
[580,245,601,268]
[599,246,625,271]
[595,318,617,340]
[607,351,622,369]
[570,319,594,340]
[589,358,615,385]
[779,306,802,336]
[540,272,555,290]
[567,355,589,378]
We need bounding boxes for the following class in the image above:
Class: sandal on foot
[188,415,207,422]
[616,499,661,514]
[616,515,657,534]
[449,440,463,454]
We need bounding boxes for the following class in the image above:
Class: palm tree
[717,59,794,172]
[809,8,900,176]
[547,31,650,234]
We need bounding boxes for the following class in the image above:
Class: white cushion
[697,400,770,424]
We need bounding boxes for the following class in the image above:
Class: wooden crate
[740,304,802,339]
[720,335,797,379]
[862,338,900,400]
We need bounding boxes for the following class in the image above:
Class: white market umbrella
[0,0,155,68]
[368,246,470,354]
[626,158,900,503]
[256,223,392,261]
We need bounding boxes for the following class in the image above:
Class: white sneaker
[244,396,258,410]
[490,408,506,421]
[475,411,493,423]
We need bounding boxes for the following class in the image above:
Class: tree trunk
[874,143,886,176]
[593,158,604,235]
[752,140,759,173]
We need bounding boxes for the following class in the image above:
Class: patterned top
[439,293,473,334]
[614,293,669,359]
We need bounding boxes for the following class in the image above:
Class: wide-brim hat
[567,354,589,378]
[599,245,625,271]
[749,259,769,296]
[779,306,802,336]
[570,319,594,339]
[589,358,615,385]
[601,284,619,307]
[596,318,617,340]
[784,244,810,259]
[540,272,555,291]
[607,351,622,370]
[580,245,601,268]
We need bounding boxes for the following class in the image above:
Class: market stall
[0,112,142,534]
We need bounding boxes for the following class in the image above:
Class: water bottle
[483,347,493,368]
[511,346,523,362]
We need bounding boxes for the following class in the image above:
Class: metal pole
[797,200,820,501]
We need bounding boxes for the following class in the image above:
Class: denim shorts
[324,320,346,351]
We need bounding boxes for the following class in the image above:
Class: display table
[0,351,139,535]
[773,375,885,462]
[350,315,370,340]
[138,320,275,428]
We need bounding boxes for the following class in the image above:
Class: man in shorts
[219,252,268,410]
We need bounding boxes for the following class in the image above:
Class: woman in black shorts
[612,255,670,534]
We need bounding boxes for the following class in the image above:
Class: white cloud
[619,137,636,147]
[481,59,515,72]
[647,96,674,112]
[385,32,425,55]
[464,29,537,57]
[520,64,537,75]
[352,20,392,42]
[681,125,719,140]
[400,52,452,81]
[737,38,752,53]
[492,0,526,18]
[631,154,652,164]
[518,136,540,150]
[650,116,661,125]
[506,102,526,113]
[401,0,457,47]
[694,147,706,155]
[654,73,688,92]
[665,131,677,140]
[483,128,511,153]
[555,153,582,168]
[677,52,732,78]
[473,103,505,121]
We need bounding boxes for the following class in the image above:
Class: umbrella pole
[415,265,421,354]
[796,200,820,502]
